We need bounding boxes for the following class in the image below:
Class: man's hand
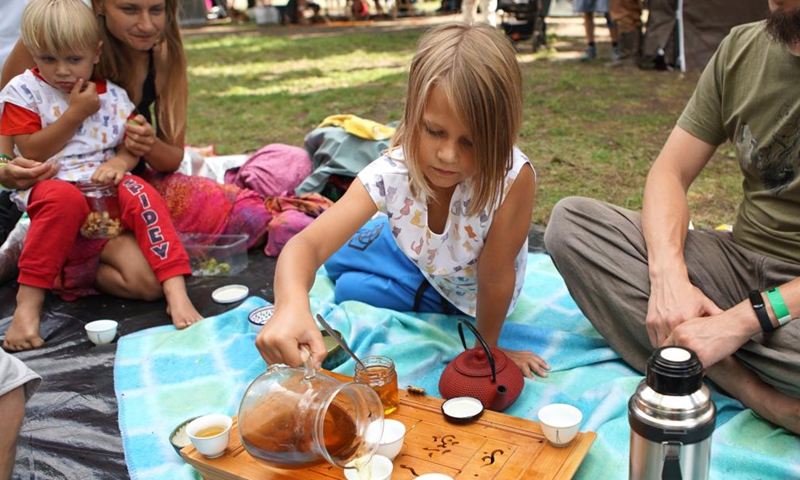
[0,157,58,190]
[646,276,723,348]
[665,311,752,369]
[124,114,156,158]
[68,79,101,119]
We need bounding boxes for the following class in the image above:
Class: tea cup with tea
[344,454,393,480]
[186,414,233,458]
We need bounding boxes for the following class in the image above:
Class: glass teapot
[237,347,384,469]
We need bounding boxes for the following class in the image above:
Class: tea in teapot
[238,349,384,469]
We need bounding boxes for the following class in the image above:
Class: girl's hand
[255,305,328,368]
[68,79,101,119]
[500,347,550,379]
[124,114,156,158]
[91,158,127,185]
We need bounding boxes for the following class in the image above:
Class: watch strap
[766,287,792,326]
[749,290,775,333]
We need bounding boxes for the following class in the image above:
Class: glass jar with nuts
[78,182,123,239]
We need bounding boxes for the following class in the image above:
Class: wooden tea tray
[182,373,596,480]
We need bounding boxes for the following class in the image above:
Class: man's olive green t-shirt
[678,21,800,265]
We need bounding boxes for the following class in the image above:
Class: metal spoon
[315,314,366,370]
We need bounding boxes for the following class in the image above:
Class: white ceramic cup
[84,320,118,345]
[376,419,406,461]
[344,454,393,480]
[186,414,233,458]
[537,403,583,447]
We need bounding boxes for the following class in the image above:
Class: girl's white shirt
[358,146,533,316]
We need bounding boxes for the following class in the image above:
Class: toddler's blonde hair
[391,22,523,216]
[21,0,100,56]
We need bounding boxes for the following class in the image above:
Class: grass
[183,14,742,228]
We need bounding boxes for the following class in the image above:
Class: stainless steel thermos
[628,346,716,480]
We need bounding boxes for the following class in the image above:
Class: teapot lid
[452,347,508,378]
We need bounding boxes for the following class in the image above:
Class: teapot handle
[458,320,497,383]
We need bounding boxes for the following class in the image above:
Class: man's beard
[765,6,800,47]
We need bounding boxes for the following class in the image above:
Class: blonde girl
[256,22,549,378]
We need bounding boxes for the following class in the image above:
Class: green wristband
[766,287,792,326]
[0,153,12,163]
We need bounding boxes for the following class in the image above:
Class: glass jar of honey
[354,356,399,415]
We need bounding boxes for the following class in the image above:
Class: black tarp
[643,0,769,71]
[2,251,277,480]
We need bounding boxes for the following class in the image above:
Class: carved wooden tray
[182,374,596,480]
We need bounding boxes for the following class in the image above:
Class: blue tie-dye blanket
[114,253,800,480]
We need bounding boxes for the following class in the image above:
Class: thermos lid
[646,346,703,395]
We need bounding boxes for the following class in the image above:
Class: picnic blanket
[114,253,800,480]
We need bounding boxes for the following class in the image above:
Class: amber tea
[241,402,358,468]
[195,425,227,438]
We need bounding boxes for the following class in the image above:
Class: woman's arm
[475,164,547,378]
[1,40,34,89]
[124,45,186,173]
[255,179,378,367]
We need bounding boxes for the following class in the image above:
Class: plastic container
[78,182,123,239]
[181,233,249,276]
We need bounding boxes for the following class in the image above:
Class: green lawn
[184,20,741,228]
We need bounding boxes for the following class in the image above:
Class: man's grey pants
[544,196,800,398]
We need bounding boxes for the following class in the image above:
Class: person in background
[1,0,272,319]
[609,0,642,67]
[0,350,40,480]
[574,0,619,61]
[256,22,549,379]
[545,0,800,434]
[1,0,201,351]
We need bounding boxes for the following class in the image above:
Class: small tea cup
[186,414,233,458]
[85,320,118,345]
[344,454,393,480]
[375,419,406,461]
[537,403,582,447]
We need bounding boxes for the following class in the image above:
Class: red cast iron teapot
[438,320,524,412]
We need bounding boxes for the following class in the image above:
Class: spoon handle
[315,314,367,370]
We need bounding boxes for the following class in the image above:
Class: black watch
[749,290,775,333]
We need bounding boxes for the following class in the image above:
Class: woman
[0,0,270,344]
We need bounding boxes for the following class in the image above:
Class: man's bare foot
[3,285,46,351]
[708,356,800,435]
[163,276,203,329]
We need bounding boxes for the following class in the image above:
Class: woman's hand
[645,276,723,348]
[0,156,58,190]
[124,114,156,158]
[255,305,328,368]
[500,347,550,379]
